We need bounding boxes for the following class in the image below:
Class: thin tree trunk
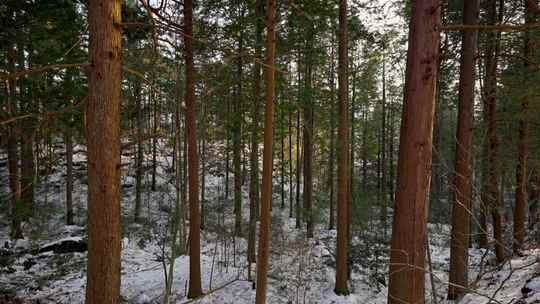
[430,31,446,223]
[134,79,143,223]
[513,0,536,253]
[387,1,440,303]
[335,0,350,295]
[296,62,302,229]
[151,70,158,191]
[388,103,395,205]
[21,120,34,219]
[85,0,122,302]
[303,34,314,238]
[362,104,368,190]
[448,0,479,299]
[164,94,184,302]
[226,97,230,200]
[65,126,74,225]
[328,36,336,230]
[5,44,22,239]
[349,61,356,212]
[281,99,285,210]
[255,0,276,301]
[234,15,244,237]
[201,83,207,230]
[529,172,540,233]
[248,0,263,279]
[380,50,387,231]
[289,93,294,218]
[19,44,34,220]
[184,0,202,298]
[484,0,505,263]
[478,50,489,247]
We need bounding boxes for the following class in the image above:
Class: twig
[0,63,89,80]
[440,22,540,32]
[180,279,239,304]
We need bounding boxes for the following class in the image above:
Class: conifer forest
[2,0,540,303]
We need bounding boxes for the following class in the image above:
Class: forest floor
[0,143,539,304]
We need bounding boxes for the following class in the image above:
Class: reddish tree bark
[335,0,349,295]
[255,0,277,302]
[85,0,122,302]
[387,1,440,303]
[184,0,203,298]
[448,0,479,299]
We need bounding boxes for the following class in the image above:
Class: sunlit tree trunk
[387,1,440,303]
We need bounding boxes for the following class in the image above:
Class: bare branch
[440,22,540,32]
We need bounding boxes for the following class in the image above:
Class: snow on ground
[0,143,538,303]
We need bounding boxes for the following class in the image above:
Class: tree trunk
[484,0,505,263]
[328,36,336,230]
[248,0,263,279]
[448,0,479,299]
[134,79,143,223]
[85,0,122,302]
[5,44,22,239]
[387,2,440,303]
[513,0,536,253]
[388,103,395,204]
[234,15,244,237]
[529,172,540,233]
[296,66,302,229]
[349,61,356,210]
[184,0,203,298]
[335,0,350,295]
[151,73,157,191]
[255,0,276,301]
[289,94,294,218]
[380,50,387,231]
[200,83,207,230]
[361,102,368,190]
[280,96,285,210]
[164,80,185,303]
[226,97,230,200]
[21,125,34,219]
[303,31,314,238]
[65,126,74,226]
